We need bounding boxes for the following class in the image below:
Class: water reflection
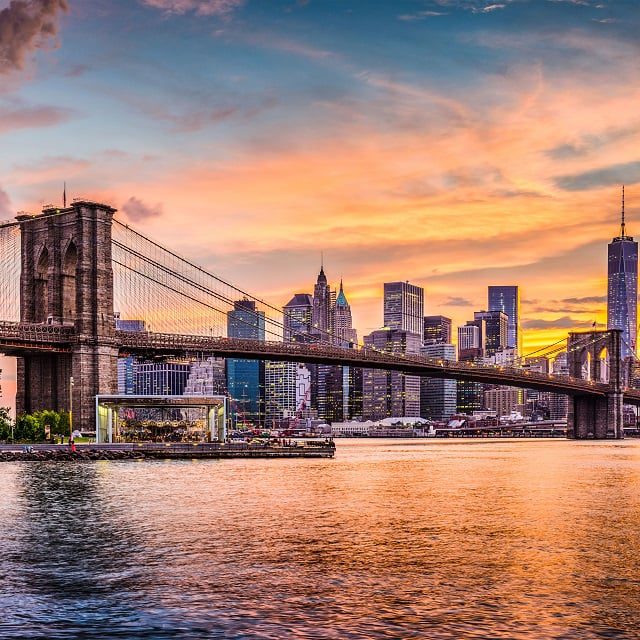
[0,441,639,638]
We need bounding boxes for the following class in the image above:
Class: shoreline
[0,442,336,461]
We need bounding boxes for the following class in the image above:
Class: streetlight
[69,376,74,443]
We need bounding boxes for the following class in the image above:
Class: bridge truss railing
[116,330,612,396]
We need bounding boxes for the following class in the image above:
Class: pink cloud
[0,101,75,133]
[141,0,243,16]
[0,0,68,74]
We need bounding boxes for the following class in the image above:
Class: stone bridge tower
[566,329,623,439]
[15,201,119,430]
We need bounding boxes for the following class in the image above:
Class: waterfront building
[117,356,137,395]
[184,358,226,396]
[115,317,145,394]
[522,356,549,416]
[457,379,484,415]
[264,361,298,426]
[482,348,517,366]
[488,286,522,355]
[420,343,457,420]
[344,365,363,420]
[548,352,569,419]
[135,362,190,395]
[362,328,421,420]
[484,387,524,417]
[607,187,638,360]
[457,327,484,414]
[423,315,452,345]
[473,310,508,356]
[383,282,424,336]
[226,300,265,425]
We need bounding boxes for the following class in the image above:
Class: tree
[0,407,12,442]
[34,410,69,438]
[14,414,45,442]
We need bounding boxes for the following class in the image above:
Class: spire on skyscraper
[317,254,327,285]
[621,184,627,237]
[336,278,348,307]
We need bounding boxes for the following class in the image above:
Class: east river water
[1,439,640,639]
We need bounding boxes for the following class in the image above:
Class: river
[1,438,640,639]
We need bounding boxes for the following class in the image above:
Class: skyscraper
[226,300,266,425]
[473,310,508,356]
[458,323,483,360]
[488,286,521,355]
[284,293,313,342]
[334,280,358,346]
[383,282,424,336]
[362,328,421,419]
[420,343,457,420]
[608,186,638,360]
[423,315,452,345]
[312,264,334,339]
[332,280,362,420]
[264,361,299,426]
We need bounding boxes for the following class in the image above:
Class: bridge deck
[1,322,635,401]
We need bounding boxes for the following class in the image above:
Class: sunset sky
[1,0,639,373]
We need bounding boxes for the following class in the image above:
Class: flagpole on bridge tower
[69,376,74,443]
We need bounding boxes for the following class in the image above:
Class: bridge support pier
[566,329,624,440]
[16,200,119,432]
[567,392,623,439]
[15,354,72,416]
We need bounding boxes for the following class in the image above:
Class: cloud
[545,126,638,160]
[128,92,277,133]
[555,161,640,191]
[398,10,446,21]
[0,187,11,217]
[561,295,607,304]
[122,197,163,221]
[474,3,506,12]
[0,0,69,74]
[64,63,90,78]
[432,0,511,11]
[141,0,243,16]
[442,296,473,307]
[0,100,74,133]
[522,316,593,329]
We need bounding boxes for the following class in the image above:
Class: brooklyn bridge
[0,200,636,439]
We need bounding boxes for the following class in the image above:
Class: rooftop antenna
[621,184,626,237]
[63,182,67,208]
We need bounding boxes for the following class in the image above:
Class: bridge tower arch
[567,330,623,439]
[15,202,119,430]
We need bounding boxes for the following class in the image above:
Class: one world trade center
[607,186,638,360]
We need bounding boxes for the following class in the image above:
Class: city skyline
[0,1,638,356]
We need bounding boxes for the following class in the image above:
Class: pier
[0,441,336,462]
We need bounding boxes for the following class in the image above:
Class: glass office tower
[488,286,521,356]
[608,187,638,360]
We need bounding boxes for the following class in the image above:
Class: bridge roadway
[2,322,640,403]
[121,331,621,399]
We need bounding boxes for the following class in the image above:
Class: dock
[0,441,336,461]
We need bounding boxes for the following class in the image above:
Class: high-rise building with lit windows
[226,300,265,425]
[423,315,452,345]
[607,187,638,360]
[383,282,424,336]
[488,286,521,356]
